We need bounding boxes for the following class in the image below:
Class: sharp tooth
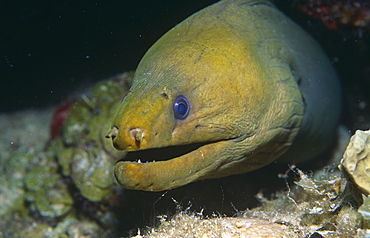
[138,159,142,163]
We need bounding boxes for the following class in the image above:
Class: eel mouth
[113,140,230,191]
[120,142,210,164]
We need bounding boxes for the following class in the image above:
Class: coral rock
[340,129,370,195]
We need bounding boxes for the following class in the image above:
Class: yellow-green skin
[108,0,341,191]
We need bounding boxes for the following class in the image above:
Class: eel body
[107,0,341,191]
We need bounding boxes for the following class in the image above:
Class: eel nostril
[106,126,119,139]
[129,128,144,148]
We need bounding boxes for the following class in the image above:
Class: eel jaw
[114,141,230,191]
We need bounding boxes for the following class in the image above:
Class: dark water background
[1,0,221,112]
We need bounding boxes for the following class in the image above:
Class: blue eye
[173,95,190,120]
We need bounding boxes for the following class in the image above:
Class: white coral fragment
[340,129,370,195]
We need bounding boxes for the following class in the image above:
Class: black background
[1,0,224,112]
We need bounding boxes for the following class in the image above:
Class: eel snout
[106,126,144,151]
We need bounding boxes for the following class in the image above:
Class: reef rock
[340,129,370,196]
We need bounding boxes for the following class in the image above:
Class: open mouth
[112,138,235,191]
[120,142,210,164]
[113,141,220,191]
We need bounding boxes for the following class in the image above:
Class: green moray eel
[106,0,341,191]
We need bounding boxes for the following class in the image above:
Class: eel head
[106,8,277,191]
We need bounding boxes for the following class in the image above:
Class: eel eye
[173,95,190,120]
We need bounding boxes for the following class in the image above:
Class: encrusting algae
[0,73,133,237]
